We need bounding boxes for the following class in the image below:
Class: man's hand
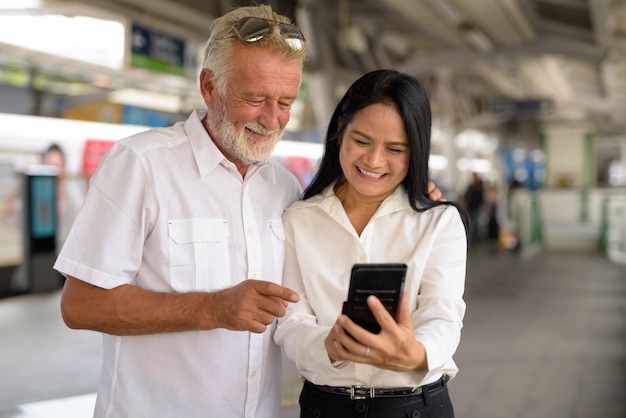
[427,180,446,202]
[61,276,299,336]
[209,280,300,333]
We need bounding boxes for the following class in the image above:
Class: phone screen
[341,263,407,334]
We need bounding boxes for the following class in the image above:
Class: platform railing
[602,195,626,264]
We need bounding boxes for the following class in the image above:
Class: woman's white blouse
[275,184,467,388]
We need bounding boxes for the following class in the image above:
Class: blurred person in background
[0,143,77,245]
[483,183,502,253]
[462,171,485,246]
[41,143,83,249]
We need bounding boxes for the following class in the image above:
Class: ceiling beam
[45,0,216,40]
[398,33,606,75]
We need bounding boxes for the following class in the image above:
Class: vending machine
[20,167,63,292]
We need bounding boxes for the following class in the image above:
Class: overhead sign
[488,99,555,115]
[130,23,188,76]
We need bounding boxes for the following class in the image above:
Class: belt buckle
[349,385,373,400]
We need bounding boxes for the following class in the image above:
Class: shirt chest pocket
[168,218,230,292]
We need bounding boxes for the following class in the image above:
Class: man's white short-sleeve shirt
[54,109,302,418]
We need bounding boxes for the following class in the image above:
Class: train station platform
[0,249,624,418]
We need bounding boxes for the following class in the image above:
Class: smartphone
[341,263,407,334]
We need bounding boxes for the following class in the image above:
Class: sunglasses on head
[233,17,306,51]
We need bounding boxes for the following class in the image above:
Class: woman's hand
[324,293,428,372]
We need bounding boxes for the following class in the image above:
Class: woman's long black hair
[303,69,470,237]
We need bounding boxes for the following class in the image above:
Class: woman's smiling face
[338,102,410,202]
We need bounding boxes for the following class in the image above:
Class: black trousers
[299,379,455,418]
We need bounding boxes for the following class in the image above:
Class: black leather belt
[308,375,449,400]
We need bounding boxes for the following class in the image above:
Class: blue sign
[489,99,554,115]
[131,23,187,76]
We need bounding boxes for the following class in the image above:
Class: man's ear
[199,68,218,105]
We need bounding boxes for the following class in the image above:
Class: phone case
[341,263,407,334]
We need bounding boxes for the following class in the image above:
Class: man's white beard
[212,97,282,165]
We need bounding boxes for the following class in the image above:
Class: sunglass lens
[278,24,305,50]
[238,17,271,42]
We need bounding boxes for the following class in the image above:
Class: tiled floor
[1,249,625,418]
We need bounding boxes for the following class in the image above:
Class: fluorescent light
[0,0,43,9]
[454,129,499,153]
[0,113,148,145]
[109,88,182,113]
[0,14,124,69]
[456,157,492,173]
[429,154,449,170]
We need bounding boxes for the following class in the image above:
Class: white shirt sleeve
[54,141,152,289]
[274,222,347,376]
[412,207,467,370]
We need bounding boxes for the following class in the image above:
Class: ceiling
[3,0,626,145]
